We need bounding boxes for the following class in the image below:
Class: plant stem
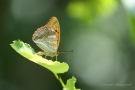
[53,72,66,88]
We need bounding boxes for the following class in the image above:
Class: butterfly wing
[32,17,60,56]
[45,17,60,50]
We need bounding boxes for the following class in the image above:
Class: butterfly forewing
[46,17,60,49]
[32,17,60,57]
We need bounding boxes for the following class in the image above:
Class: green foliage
[129,15,135,47]
[66,0,118,23]
[10,40,68,73]
[10,40,80,90]
[65,76,81,90]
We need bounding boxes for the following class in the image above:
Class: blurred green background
[0,0,135,90]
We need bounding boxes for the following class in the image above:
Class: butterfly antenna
[59,50,73,54]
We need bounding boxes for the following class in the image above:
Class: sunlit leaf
[64,76,80,90]
[10,40,69,74]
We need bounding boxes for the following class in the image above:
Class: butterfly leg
[56,56,57,61]
[45,55,47,58]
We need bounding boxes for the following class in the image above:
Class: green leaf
[10,40,69,74]
[65,76,81,90]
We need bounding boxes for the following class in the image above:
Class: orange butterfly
[32,17,60,58]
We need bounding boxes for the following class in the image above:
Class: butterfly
[32,16,60,58]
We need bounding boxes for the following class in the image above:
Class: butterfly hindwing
[32,17,60,57]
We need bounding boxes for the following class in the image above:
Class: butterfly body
[32,17,60,57]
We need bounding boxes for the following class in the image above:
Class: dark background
[0,0,135,90]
